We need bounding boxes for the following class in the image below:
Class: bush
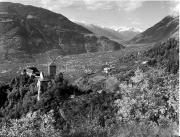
[0,110,62,137]
[114,68,179,136]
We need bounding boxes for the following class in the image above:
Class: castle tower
[37,72,49,101]
[49,62,56,79]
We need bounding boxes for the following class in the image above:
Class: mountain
[77,23,141,43]
[0,2,124,62]
[128,15,179,44]
[116,27,142,41]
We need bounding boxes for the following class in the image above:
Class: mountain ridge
[76,22,141,42]
[128,15,179,44]
[0,2,124,63]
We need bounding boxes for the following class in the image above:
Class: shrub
[0,110,62,137]
[114,68,179,136]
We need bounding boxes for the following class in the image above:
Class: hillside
[0,38,178,137]
[0,2,124,63]
[128,15,179,44]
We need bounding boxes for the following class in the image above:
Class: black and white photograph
[0,0,179,136]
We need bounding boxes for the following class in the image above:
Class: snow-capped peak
[72,19,143,33]
[111,26,143,32]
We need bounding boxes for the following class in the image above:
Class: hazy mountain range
[77,22,141,43]
[77,15,179,45]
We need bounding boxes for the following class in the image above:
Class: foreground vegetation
[0,68,178,137]
[0,38,179,137]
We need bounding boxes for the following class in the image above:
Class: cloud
[170,0,180,16]
[0,0,144,12]
[5,0,180,14]
[81,0,144,11]
[117,0,144,11]
[38,0,76,11]
[131,20,141,25]
[40,0,74,8]
[84,1,113,10]
[0,0,143,12]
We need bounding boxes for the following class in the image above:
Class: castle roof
[49,62,56,66]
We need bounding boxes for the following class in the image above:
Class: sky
[0,0,179,31]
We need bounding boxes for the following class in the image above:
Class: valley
[0,43,149,83]
[0,1,179,137]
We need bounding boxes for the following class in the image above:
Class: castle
[36,62,57,101]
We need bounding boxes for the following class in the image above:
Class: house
[26,67,40,77]
[141,61,148,65]
[101,63,114,75]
